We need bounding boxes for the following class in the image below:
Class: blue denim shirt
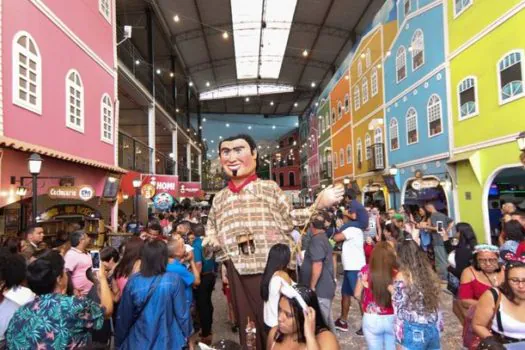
[115,272,192,349]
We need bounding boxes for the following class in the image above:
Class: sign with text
[178,182,202,198]
[140,174,179,197]
[48,185,95,201]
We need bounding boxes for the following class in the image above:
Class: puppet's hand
[316,184,344,209]
[202,235,221,248]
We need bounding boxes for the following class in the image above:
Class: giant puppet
[203,134,343,349]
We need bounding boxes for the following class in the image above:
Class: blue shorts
[341,270,359,296]
[397,321,440,350]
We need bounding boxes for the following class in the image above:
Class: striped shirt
[206,179,313,275]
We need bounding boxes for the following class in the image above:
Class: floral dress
[6,293,104,350]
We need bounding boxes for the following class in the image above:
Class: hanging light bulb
[222,31,229,39]
[174,15,180,22]
[302,49,308,57]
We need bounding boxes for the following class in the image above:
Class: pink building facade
[272,129,301,191]
[0,0,121,232]
[307,112,320,190]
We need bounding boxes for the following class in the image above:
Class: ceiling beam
[288,0,336,115]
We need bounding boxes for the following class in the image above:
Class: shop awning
[0,136,127,174]
[447,150,482,185]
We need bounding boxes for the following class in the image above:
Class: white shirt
[0,286,35,340]
[264,275,287,327]
[341,227,366,271]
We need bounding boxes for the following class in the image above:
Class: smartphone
[437,221,444,232]
[90,250,100,271]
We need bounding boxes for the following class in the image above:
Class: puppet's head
[218,134,258,179]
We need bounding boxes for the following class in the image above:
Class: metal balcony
[367,143,385,171]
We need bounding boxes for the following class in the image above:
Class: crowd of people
[1,193,525,349]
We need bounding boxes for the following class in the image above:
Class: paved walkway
[208,278,463,349]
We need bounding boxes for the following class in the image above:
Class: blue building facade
[384,0,454,217]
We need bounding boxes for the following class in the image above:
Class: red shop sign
[141,174,179,197]
[177,182,202,198]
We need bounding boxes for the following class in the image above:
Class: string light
[345,75,349,80]
[170,72,174,77]
[302,49,308,57]
[270,101,274,106]
[248,126,252,130]
[222,31,229,39]
[245,97,250,102]
[176,108,180,112]
[226,123,230,127]
[156,69,161,74]
[135,60,140,65]
[174,15,180,22]
[294,102,298,107]
[272,125,276,129]
[189,81,194,87]
[311,82,316,88]
[206,81,210,87]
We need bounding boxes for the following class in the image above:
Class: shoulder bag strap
[489,288,504,333]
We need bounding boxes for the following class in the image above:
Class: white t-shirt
[0,286,35,341]
[341,227,366,271]
[264,275,287,327]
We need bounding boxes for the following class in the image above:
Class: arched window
[12,31,42,114]
[273,173,277,182]
[334,151,338,168]
[365,48,372,68]
[66,69,84,132]
[339,148,345,167]
[337,101,343,119]
[427,94,443,137]
[374,128,384,168]
[357,138,363,167]
[406,107,418,145]
[458,76,478,119]
[362,78,369,104]
[371,68,378,96]
[455,0,472,16]
[101,94,113,143]
[344,94,350,112]
[396,46,407,82]
[390,118,399,150]
[319,115,324,133]
[404,0,411,16]
[365,134,371,160]
[358,61,363,76]
[331,108,336,124]
[279,173,284,187]
[346,145,352,164]
[289,172,295,187]
[354,86,361,110]
[99,0,111,22]
[411,29,424,70]
[326,151,333,176]
[324,113,330,132]
[498,50,524,103]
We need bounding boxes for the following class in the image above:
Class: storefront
[396,160,453,218]
[355,174,389,212]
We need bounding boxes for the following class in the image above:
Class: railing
[118,133,153,173]
[367,143,385,171]
[321,164,332,180]
[191,169,200,182]
[178,165,190,182]
[155,151,176,175]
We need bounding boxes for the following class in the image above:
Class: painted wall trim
[385,63,447,108]
[452,132,520,155]
[352,104,384,129]
[331,120,353,138]
[30,0,115,78]
[354,170,382,178]
[449,0,525,60]
[394,151,450,169]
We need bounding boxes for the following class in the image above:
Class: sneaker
[355,328,363,336]
[334,319,349,332]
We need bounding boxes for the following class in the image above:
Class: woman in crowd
[5,250,113,349]
[113,236,144,299]
[499,220,524,258]
[392,239,442,349]
[115,240,191,349]
[473,253,525,346]
[354,242,397,350]
[261,244,293,334]
[458,244,504,348]
[267,285,339,350]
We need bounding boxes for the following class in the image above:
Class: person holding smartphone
[425,203,454,281]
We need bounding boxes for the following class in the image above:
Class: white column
[187,143,191,181]
[198,153,202,182]
[111,201,118,232]
[148,103,156,173]
[172,127,178,176]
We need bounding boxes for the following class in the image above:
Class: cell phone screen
[437,221,444,232]
[91,251,100,270]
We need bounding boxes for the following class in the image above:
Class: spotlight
[272,125,276,129]
[156,69,161,75]
[311,82,316,88]
[294,102,298,107]
[245,97,250,102]
[222,31,229,39]
[226,123,230,127]
[189,81,194,87]
[248,126,252,130]
[170,72,174,77]
[302,49,308,57]
[174,15,180,22]
[135,60,140,65]
[206,81,210,87]
[270,101,274,106]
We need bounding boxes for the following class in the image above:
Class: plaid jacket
[205,179,313,275]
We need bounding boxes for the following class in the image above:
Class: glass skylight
[199,83,294,100]
[231,0,298,80]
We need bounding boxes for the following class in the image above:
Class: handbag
[447,272,460,296]
[463,288,502,350]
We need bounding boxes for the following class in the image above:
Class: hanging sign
[141,184,156,199]
[411,178,440,191]
[48,185,95,201]
[153,192,175,210]
[141,175,179,197]
[177,182,202,198]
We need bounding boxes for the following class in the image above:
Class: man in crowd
[425,202,454,280]
[333,209,366,334]
[21,225,44,260]
[299,213,337,332]
[204,134,343,349]
[64,231,93,296]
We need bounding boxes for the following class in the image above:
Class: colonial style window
[334,152,338,168]
[339,148,345,167]
[406,108,418,145]
[365,134,371,160]
[357,138,362,166]
[344,93,350,113]
[365,48,371,68]
[362,78,369,104]
[371,68,378,96]
[455,0,472,17]
[331,108,336,124]
[319,116,324,133]
[499,51,524,104]
[354,86,361,110]
[404,0,411,16]
[346,145,352,164]
[396,46,407,82]
[101,94,113,143]
[458,77,478,118]
[289,172,295,186]
[411,29,424,70]
[324,113,330,132]
[390,118,399,150]
[358,61,363,76]
[427,94,443,137]
[374,128,384,168]
[13,31,41,114]
[66,69,84,132]
[337,101,343,119]
[99,0,111,23]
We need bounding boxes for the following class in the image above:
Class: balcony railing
[155,151,176,175]
[178,165,190,182]
[367,143,385,171]
[321,163,332,179]
[119,132,176,175]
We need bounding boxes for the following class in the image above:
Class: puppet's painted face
[219,139,257,178]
